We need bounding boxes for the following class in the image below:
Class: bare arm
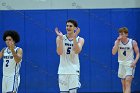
[72,27,84,54]
[112,36,122,55]
[0,52,2,59]
[56,36,63,55]
[0,48,5,59]
[9,41,23,63]
[112,40,120,55]
[55,27,63,55]
[132,40,139,64]
[73,37,84,54]
[11,48,23,63]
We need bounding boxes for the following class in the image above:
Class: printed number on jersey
[6,60,10,67]
[67,47,71,54]
[123,50,126,56]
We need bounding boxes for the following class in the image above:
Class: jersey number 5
[67,47,71,54]
[6,60,9,67]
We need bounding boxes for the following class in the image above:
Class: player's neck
[121,37,129,44]
[67,33,74,39]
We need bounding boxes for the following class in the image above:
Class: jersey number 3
[6,60,10,67]
[67,47,71,54]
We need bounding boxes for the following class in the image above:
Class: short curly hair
[3,30,20,43]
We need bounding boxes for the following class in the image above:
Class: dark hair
[3,30,20,43]
[118,27,128,34]
[66,19,78,27]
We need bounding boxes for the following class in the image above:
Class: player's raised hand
[74,27,80,38]
[55,27,63,38]
[116,36,122,44]
[9,41,14,51]
[117,36,122,41]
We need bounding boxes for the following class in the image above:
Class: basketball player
[55,19,84,93]
[0,30,23,93]
[112,27,139,93]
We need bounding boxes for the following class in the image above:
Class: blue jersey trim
[65,34,73,41]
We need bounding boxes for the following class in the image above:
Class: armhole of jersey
[15,47,20,54]
[15,47,22,63]
[64,34,67,40]
[77,36,80,42]
[2,47,6,53]
[131,39,134,50]
[64,34,66,38]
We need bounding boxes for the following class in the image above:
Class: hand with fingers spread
[55,27,63,40]
[73,27,80,38]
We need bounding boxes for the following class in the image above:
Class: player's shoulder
[77,36,84,40]
[1,47,7,53]
[131,39,136,43]
[77,36,84,43]
[16,47,23,52]
[79,37,84,43]
[132,40,137,46]
[16,46,22,49]
[56,35,66,40]
[128,38,137,44]
[127,38,138,48]
[79,37,84,40]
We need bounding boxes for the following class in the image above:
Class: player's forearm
[73,38,81,54]
[0,52,3,59]
[57,39,63,55]
[0,48,5,59]
[112,45,119,55]
[134,52,140,64]
[11,49,22,63]
[112,41,120,55]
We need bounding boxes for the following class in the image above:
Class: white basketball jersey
[3,47,21,76]
[118,38,134,65]
[58,35,80,75]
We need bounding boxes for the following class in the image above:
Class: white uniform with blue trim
[58,35,81,92]
[2,47,21,93]
[118,38,135,78]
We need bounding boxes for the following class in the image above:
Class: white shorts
[58,74,81,92]
[2,75,20,93]
[118,64,135,79]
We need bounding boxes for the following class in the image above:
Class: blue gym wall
[0,9,140,93]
